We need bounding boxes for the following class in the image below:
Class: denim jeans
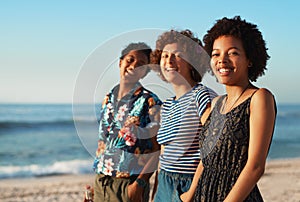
[154,170,193,202]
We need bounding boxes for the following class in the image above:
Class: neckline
[220,83,250,114]
[172,83,202,102]
[218,95,252,115]
[113,82,142,103]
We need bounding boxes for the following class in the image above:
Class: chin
[216,79,228,85]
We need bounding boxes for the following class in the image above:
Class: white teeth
[219,68,230,73]
[166,67,177,72]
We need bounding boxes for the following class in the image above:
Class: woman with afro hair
[181,16,277,202]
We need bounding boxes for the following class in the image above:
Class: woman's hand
[180,191,193,202]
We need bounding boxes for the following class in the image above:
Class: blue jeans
[154,170,193,202]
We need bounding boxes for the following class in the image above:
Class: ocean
[0,103,299,179]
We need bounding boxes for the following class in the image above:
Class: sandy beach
[0,158,299,202]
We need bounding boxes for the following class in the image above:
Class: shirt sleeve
[137,95,162,140]
[148,104,161,127]
[195,86,212,117]
[195,85,218,117]
[97,95,109,142]
[98,111,106,142]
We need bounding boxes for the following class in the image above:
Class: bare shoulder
[252,88,275,102]
[251,88,276,110]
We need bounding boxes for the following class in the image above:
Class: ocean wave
[0,120,74,129]
[277,111,300,119]
[0,118,97,129]
[0,159,93,179]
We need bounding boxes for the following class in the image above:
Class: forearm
[188,161,204,195]
[137,152,160,180]
[180,161,204,202]
[128,148,160,202]
[224,162,265,202]
[135,132,160,180]
[151,145,163,201]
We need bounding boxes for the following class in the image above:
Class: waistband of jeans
[160,169,194,179]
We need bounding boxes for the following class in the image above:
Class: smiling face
[211,35,251,86]
[160,43,193,85]
[119,50,149,84]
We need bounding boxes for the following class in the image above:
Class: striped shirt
[157,83,217,174]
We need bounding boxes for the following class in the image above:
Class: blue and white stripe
[157,83,217,174]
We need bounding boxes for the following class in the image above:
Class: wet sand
[0,158,299,202]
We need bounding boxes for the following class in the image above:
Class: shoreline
[0,158,300,202]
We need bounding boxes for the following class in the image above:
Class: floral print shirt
[93,83,162,176]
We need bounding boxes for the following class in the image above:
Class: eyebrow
[212,46,241,51]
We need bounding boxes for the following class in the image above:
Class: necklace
[221,83,250,113]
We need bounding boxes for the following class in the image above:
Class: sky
[1,0,299,104]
